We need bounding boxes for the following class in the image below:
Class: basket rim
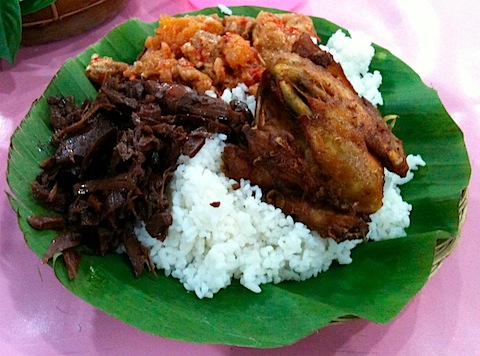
[22,0,111,28]
[328,188,468,325]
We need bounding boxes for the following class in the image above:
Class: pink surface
[1,1,479,354]
[188,0,302,10]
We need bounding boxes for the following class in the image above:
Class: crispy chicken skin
[291,33,409,177]
[222,38,408,241]
[222,68,375,240]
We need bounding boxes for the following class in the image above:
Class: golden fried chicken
[290,33,408,176]
[222,38,408,241]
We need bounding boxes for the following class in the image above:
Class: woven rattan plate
[21,0,128,46]
[329,188,468,325]
[9,7,470,347]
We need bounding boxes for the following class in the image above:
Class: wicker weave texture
[21,0,128,46]
[328,188,468,325]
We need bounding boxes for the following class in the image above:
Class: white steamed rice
[321,29,384,107]
[134,29,425,298]
[218,4,233,16]
[367,155,425,241]
[136,136,424,298]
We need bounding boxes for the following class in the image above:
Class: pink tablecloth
[1,1,478,354]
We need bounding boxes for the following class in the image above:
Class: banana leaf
[6,6,471,348]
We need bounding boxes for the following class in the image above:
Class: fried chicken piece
[266,190,369,240]
[292,32,356,92]
[222,42,408,241]
[272,51,408,177]
[222,139,371,240]
[222,69,374,240]
[298,104,384,213]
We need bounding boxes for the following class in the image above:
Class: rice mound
[135,29,425,299]
[206,82,257,115]
[367,155,425,241]
[136,136,359,298]
[321,29,384,107]
[136,135,424,298]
